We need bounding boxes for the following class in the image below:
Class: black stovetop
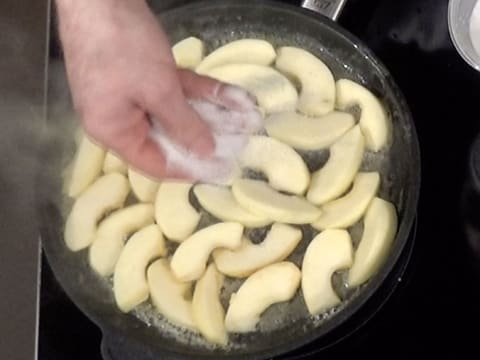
[40,0,480,358]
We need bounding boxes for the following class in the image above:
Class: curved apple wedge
[147,259,197,331]
[196,39,276,74]
[307,125,365,205]
[64,173,129,251]
[213,223,302,278]
[336,79,390,152]
[225,262,301,333]
[113,225,166,313]
[265,111,355,151]
[170,222,243,282]
[312,172,380,230]
[275,46,335,116]
[172,36,204,69]
[205,64,298,114]
[302,229,353,315]
[232,179,321,224]
[89,204,155,276]
[239,136,310,195]
[193,184,271,228]
[128,168,160,203]
[192,264,228,346]
[348,197,398,287]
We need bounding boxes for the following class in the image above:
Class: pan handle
[300,0,347,21]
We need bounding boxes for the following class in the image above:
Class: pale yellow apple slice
[192,263,227,345]
[89,204,155,276]
[307,125,365,205]
[103,152,127,174]
[170,222,243,282]
[336,79,391,152]
[205,64,298,114]
[232,179,321,224]
[265,111,355,150]
[275,46,335,116]
[66,135,105,198]
[64,173,129,251]
[128,168,160,203]
[312,172,380,230]
[213,223,302,278]
[193,184,271,228]
[113,224,167,313]
[239,136,310,195]
[302,229,353,315]
[155,181,200,242]
[225,262,300,333]
[196,39,276,74]
[348,197,398,287]
[147,259,197,331]
[172,36,205,69]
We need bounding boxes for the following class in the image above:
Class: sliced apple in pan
[128,168,160,203]
[193,184,271,228]
[225,262,301,333]
[147,259,197,331]
[64,173,130,251]
[113,224,166,313]
[170,222,243,282]
[66,135,105,198]
[213,223,302,278]
[103,152,127,174]
[232,179,321,224]
[172,36,205,69]
[205,64,298,114]
[302,229,353,315]
[348,197,398,287]
[265,111,355,151]
[336,78,390,152]
[275,46,335,116]
[239,136,310,195]
[89,203,155,276]
[312,172,380,230]
[192,263,228,345]
[155,181,200,242]
[196,39,276,74]
[307,125,365,205]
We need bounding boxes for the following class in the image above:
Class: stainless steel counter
[0,0,50,359]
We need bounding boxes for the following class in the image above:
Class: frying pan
[38,0,421,359]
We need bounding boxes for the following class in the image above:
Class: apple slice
[89,204,155,276]
[155,181,200,242]
[113,224,166,313]
[205,64,298,114]
[239,136,310,195]
[307,125,365,205]
[192,263,228,345]
[213,223,302,278]
[172,36,204,69]
[348,197,398,287]
[302,229,353,315]
[147,259,197,331]
[312,172,380,230]
[225,262,301,333]
[66,135,105,198]
[64,173,129,251]
[103,152,127,174]
[170,222,243,282]
[128,168,160,203]
[265,111,355,150]
[196,39,276,74]
[232,179,321,224]
[275,46,335,116]
[193,184,271,228]
[336,79,390,152]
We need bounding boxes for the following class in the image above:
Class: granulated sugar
[470,0,480,57]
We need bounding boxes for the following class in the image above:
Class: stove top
[40,0,480,358]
